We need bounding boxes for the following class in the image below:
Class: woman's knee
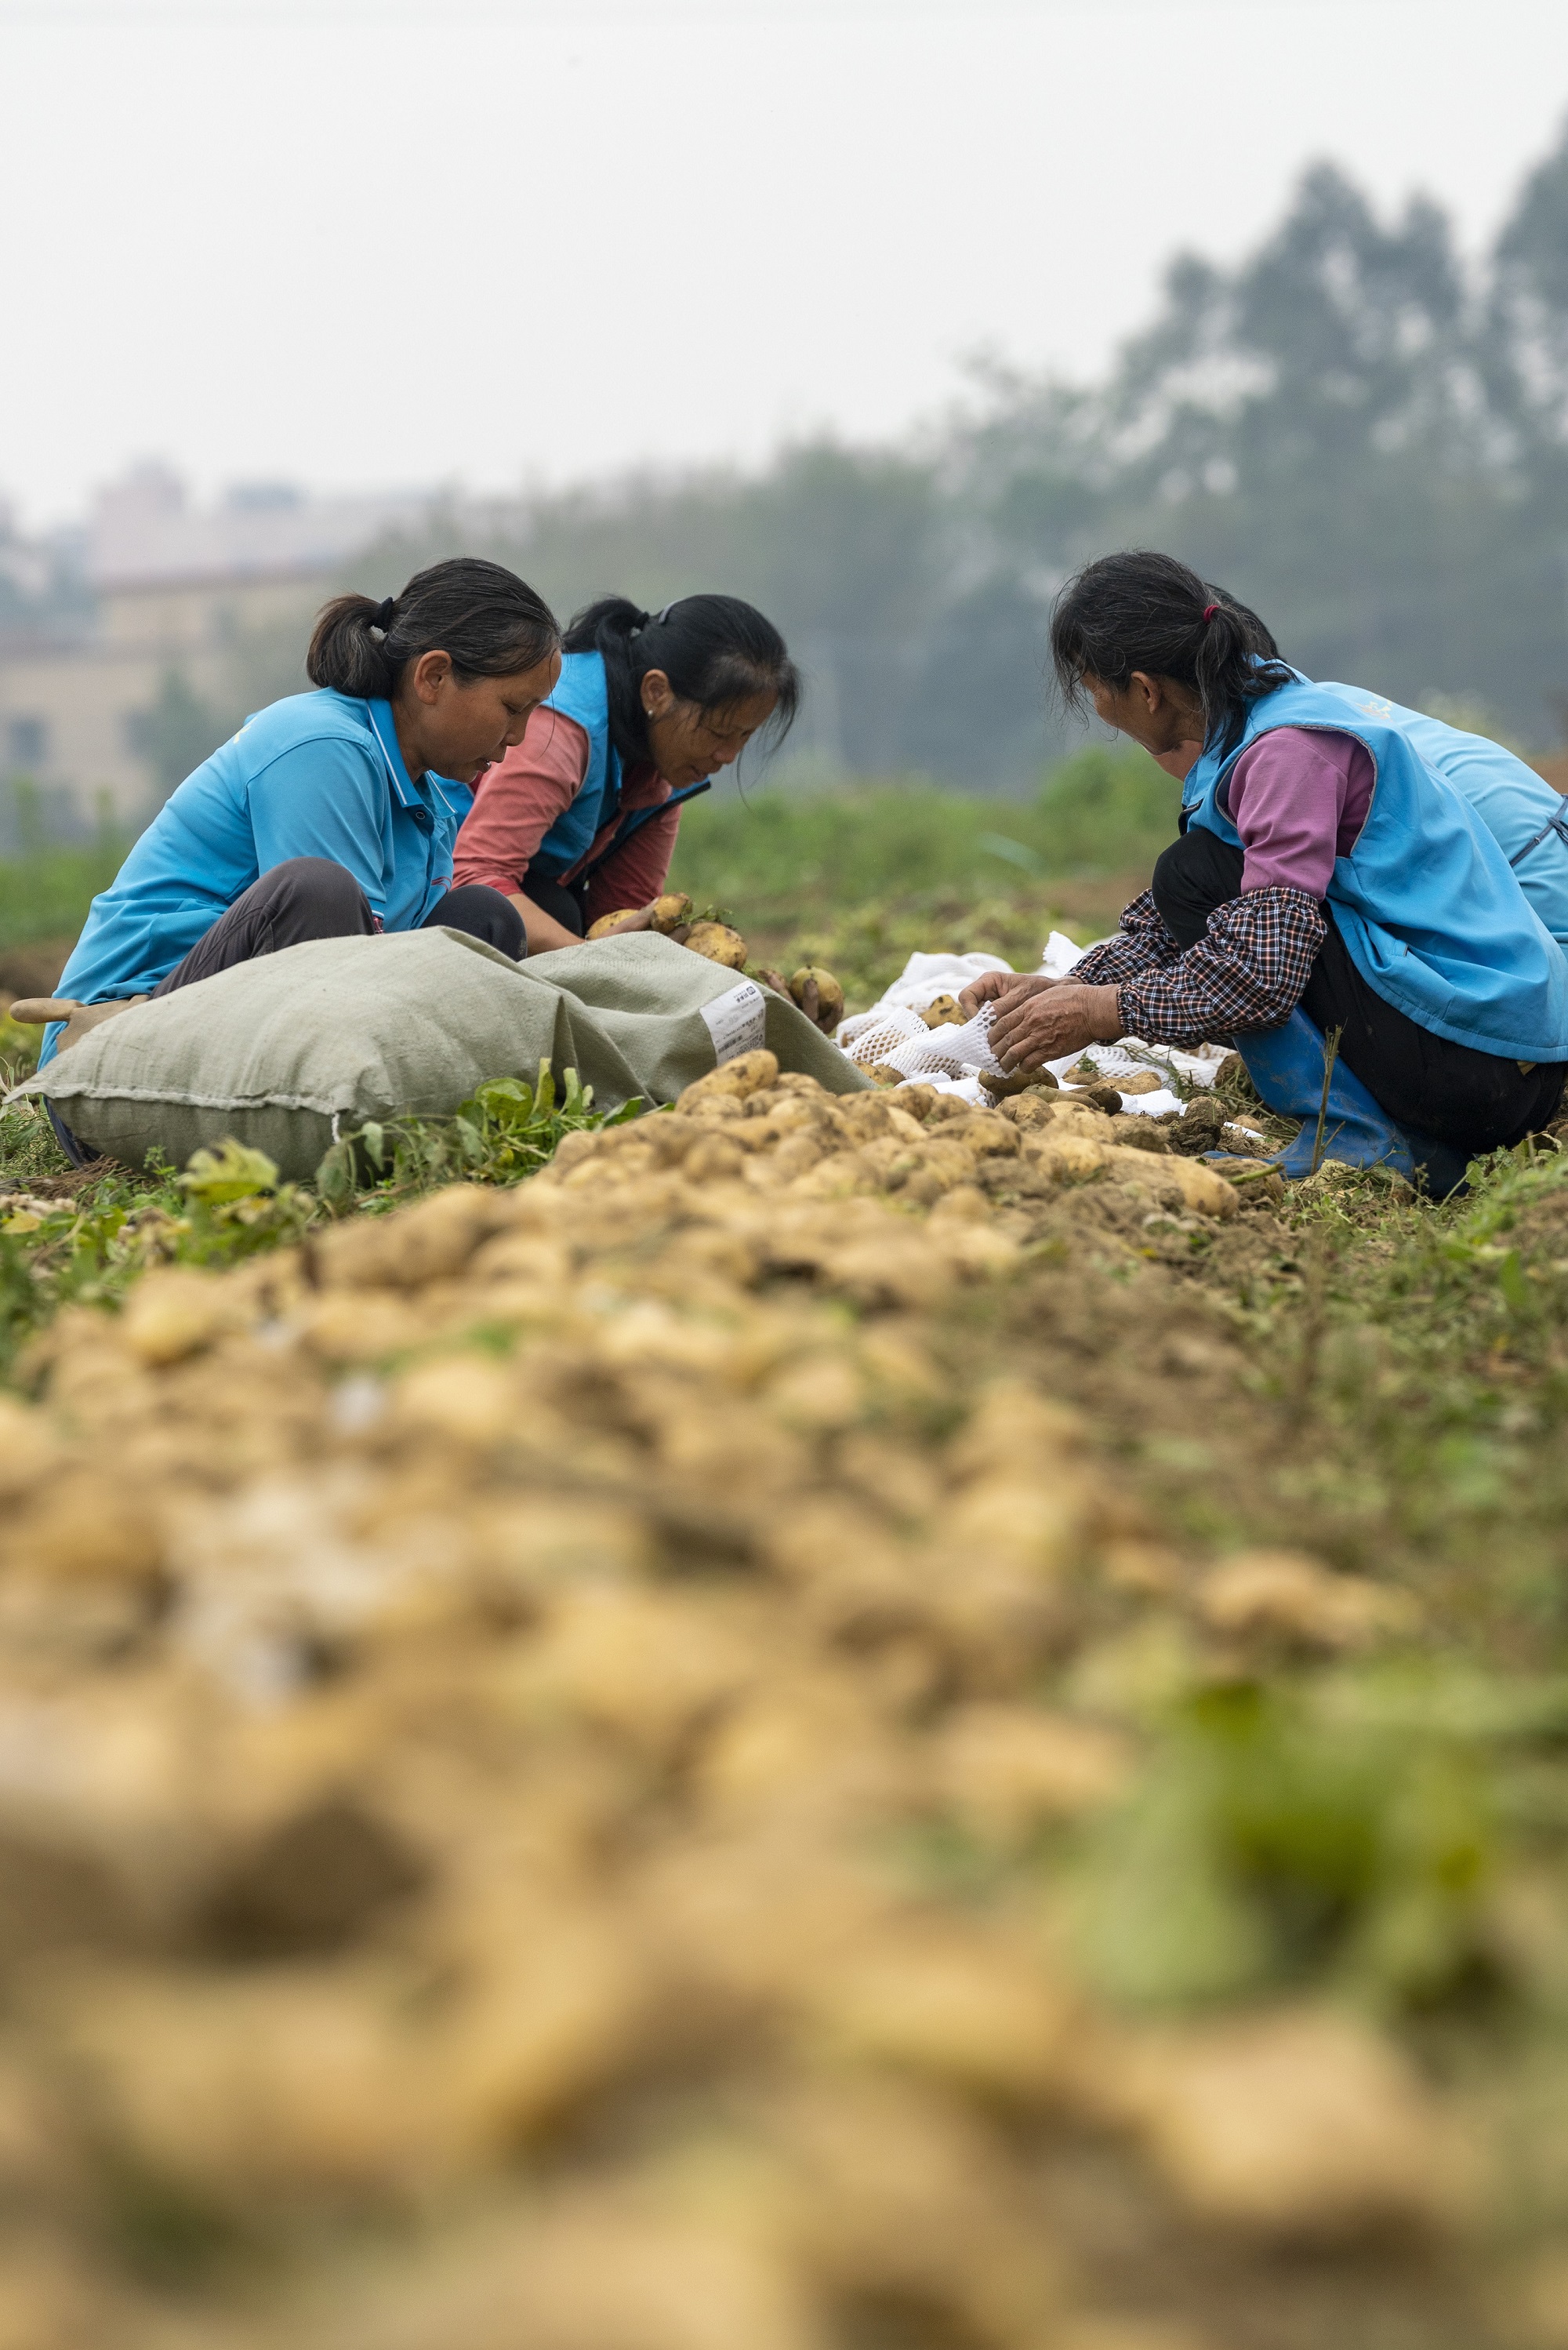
[426,884,525,960]
[1152,830,1246,950]
[263,858,371,927]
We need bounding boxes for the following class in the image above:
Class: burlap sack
[13,928,867,1179]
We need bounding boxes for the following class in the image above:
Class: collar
[366,700,424,810]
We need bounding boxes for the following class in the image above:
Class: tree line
[141,118,1568,797]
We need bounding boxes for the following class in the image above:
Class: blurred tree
[350,121,1568,785]
[126,670,230,804]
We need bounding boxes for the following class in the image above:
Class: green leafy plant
[1073,1673,1495,2014]
[315,1062,642,1211]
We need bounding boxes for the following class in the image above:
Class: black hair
[307,557,560,700]
[1049,550,1292,760]
[561,593,800,765]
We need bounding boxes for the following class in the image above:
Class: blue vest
[528,652,621,882]
[1319,685,1568,948]
[1182,674,1568,1062]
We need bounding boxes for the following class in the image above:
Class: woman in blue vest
[1142,588,1568,948]
[960,550,1568,1192]
[453,594,800,950]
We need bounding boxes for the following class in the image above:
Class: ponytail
[561,592,800,765]
[1049,550,1290,760]
[308,558,559,701]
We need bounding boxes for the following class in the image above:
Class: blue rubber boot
[1233,1011,1471,1197]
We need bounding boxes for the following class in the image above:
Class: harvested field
[0,1044,1567,2347]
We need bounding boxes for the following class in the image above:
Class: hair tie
[1202,603,1221,623]
[375,597,397,633]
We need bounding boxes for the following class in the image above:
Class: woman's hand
[957,970,1040,1018]
[593,904,657,938]
[982,977,1125,1071]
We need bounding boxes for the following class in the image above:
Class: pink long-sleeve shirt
[452,708,683,928]
[1221,727,1374,889]
[1075,727,1374,1046]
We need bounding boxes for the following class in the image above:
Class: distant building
[0,465,439,820]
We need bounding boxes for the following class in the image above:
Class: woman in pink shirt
[454,593,799,953]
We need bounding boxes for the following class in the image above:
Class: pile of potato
[543,1049,1250,1228]
[583,896,846,1030]
[0,1056,1483,2348]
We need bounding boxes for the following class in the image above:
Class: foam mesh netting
[837,1001,1007,1084]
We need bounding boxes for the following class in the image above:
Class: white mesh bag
[837,999,1007,1085]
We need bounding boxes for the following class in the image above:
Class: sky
[2,0,1564,528]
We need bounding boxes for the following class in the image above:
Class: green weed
[314,1062,641,1211]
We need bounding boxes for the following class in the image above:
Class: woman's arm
[452,709,590,897]
[583,801,682,929]
[1094,730,1363,1048]
[509,893,590,954]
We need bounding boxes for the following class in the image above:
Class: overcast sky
[2,0,1563,527]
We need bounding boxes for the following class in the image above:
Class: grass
[0,1068,627,1378]
[0,838,123,954]
[668,746,1176,1003]
[12,803,1568,2265]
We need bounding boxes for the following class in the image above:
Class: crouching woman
[452,593,799,952]
[964,550,1568,1192]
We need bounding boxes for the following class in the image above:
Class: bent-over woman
[964,550,1568,1192]
[452,594,799,953]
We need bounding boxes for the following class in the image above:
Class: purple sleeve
[1225,728,1374,897]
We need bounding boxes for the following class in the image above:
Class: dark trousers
[151,857,525,997]
[1152,827,1566,1153]
[46,859,525,1168]
[517,873,586,939]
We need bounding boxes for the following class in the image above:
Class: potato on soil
[684,921,750,969]
[0,1026,1461,2349]
[677,1049,779,1108]
[1196,1551,1417,1651]
[1116,2007,1473,2240]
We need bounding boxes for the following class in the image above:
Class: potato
[1121,2007,1472,2239]
[789,967,846,1032]
[978,1066,1058,1099]
[684,921,750,969]
[1196,1551,1417,1651]
[678,1049,779,1108]
[650,892,693,935]
[920,994,965,1028]
[586,909,646,941]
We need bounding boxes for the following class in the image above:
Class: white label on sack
[701,979,768,1064]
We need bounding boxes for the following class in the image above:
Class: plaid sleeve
[1116,884,1327,1048]
[1072,891,1183,986]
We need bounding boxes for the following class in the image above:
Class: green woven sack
[14,929,867,1181]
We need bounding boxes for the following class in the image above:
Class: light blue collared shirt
[45,690,472,1056]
